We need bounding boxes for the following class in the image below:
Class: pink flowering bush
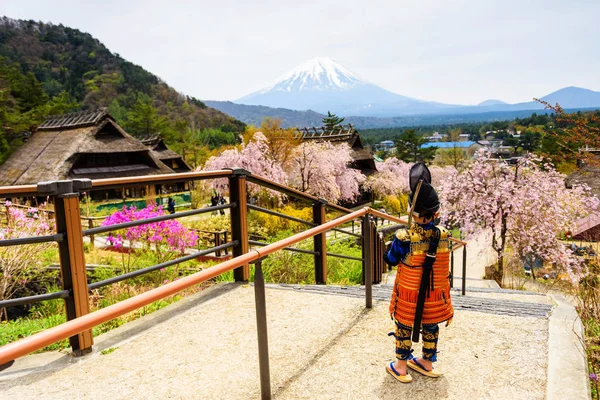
[440,151,599,283]
[102,204,198,269]
[0,202,55,320]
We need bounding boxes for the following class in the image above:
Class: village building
[421,141,483,165]
[0,109,188,201]
[425,132,447,142]
[377,140,395,150]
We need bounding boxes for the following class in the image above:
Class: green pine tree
[322,111,345,132]
[395,129,438,163]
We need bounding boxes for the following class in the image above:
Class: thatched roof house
[566,166,600,200]
[0,109,174,187]
[290,125,377,176]
[142,136,191,173]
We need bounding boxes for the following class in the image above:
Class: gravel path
[0,283,550,399]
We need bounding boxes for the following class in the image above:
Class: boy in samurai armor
[384,162,454,383]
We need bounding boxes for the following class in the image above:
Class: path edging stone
[547,293,590,400]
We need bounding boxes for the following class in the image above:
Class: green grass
[101,347,119,355]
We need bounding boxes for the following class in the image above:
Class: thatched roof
[566,167,600,199]
[38,108,110,130]
[284,124,376,174]
[0,110,174,185]
[289,125,358,142]
[142,135,191,172]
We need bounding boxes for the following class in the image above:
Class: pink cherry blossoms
[288,141,364,202]
[440,151,599,281]
[202,132,365,203]
[203,132,288,200]
[365,158,456,198]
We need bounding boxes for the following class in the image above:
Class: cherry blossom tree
[202,132,288,200]
[0,202,54,320]
[365,158,411,198]
[365,158,456,199]
[288,141,364,203]
[440,151,598,282]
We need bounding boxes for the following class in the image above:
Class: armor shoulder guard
[395,228,410,241]
[436,226,449,239]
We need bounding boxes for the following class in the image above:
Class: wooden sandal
[407,357,442,378]
[386,362,413,383]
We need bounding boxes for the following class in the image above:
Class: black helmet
[408,162,440,217]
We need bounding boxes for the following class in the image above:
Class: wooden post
[228,169,250,282]
[313,199,327,285]
[88,218,95,249]
[450,242,454,288]
[215,232,222,257]
[254,260,272,399]
[462,245,467,296]
[362,215,373,309]
[48,181,93,355]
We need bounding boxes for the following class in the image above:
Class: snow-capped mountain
[234,57,600,118]
[235,57,451,117]
[256,57,365,93]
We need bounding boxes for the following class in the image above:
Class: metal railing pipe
[327,252,363,262]
[248,204,315,226]
[0,250,262,366]
[0,184,39,197]
[0,290,70,308]
[0,208,369,365]
[0,234,64,247]
[249,240,319,256]
[88,242,238,290]
[253,209,368,260]
[89,170,233,191]
[246,175,352,214]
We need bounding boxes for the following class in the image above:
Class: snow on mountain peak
[259,57,366,94]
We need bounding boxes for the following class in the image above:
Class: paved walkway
[0,280,582,400]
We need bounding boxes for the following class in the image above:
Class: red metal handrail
[0,208,368,365]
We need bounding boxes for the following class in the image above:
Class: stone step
[265,283,553,319]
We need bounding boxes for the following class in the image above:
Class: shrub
[381,194,408,215]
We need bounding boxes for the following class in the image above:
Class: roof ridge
[38,108,111,131]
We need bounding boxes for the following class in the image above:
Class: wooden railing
[0,169,467,398]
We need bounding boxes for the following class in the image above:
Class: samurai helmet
[408,162,440,217]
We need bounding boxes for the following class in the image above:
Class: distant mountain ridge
[0,17,244,139]
[235,57,600,118]
[206,100,597,129]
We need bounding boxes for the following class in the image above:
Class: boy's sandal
[386,362,413,383]
[407,357,442,378]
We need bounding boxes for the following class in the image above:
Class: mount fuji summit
[235,57,452,117]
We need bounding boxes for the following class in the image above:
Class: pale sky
[2,0,599,105]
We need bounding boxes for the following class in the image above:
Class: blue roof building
[421,141,477,149]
